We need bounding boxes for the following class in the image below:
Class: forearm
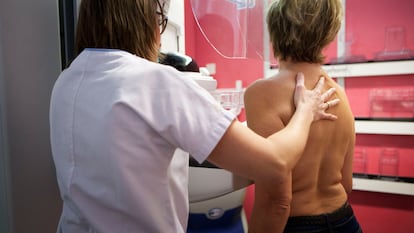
[248,175,292,233]
[248,206,290,233]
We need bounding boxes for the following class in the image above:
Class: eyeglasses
[157,13,168,34]
[156,0,168,34]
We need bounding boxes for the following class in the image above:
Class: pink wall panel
[349,191,414,233]
[186,0,264,91]
[345,0,414,62]
[356,134,414,178]
[324,37,339,64]
[345,75,414,118]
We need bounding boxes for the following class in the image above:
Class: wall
[0,0,62,232]
[349,191,414,232]
[161,0,185,53]
[185,0,266,121]
[184,0,264,90]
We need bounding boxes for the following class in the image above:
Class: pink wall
[185,0,264,123]
[185,0,264,121]
[346,75,414,118]
[184,0,414,232]
[345,0,414,63]
[349,191,414,233]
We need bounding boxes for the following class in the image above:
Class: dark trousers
[283,202,363,233]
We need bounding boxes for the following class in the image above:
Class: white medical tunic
[50,49,235,233]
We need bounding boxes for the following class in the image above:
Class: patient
[244,0,363,232]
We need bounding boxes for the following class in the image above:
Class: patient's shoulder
[246,74,293,96]
[244,74,295,118]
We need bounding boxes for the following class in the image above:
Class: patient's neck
[278,59,322,73]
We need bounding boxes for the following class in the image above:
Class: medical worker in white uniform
[49,0,340,232]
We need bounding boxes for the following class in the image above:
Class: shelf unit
[327,60,414,196]
[355,120,414,135]
[324,60,414,139]
[353,178,414,196]
[353,118,414,196]
[323,60,414,78]
[265,60,414,79]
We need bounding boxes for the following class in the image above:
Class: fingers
[321,113,338,120]
[295,72,305,88]
[313,76,325,94]
[320,84,339,114]
[323,98,340,110]
[320,98,340,121]
[327,99,340,108]
[295,73,340,121]
[293,73,305,108]
[321,87,336,101]
[317,79,340,121]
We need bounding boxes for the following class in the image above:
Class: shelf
[353,178,414,196]
[265,60,414,79]
[323,60,414,77]
[355,120,414,135]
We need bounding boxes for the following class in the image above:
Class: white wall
[161,0,185,53]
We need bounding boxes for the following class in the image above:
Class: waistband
[286,202,354,226]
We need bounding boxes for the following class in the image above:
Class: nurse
[49,0,339,232]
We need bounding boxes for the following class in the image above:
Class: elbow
[267,156,290,185]
[255,142,292,189]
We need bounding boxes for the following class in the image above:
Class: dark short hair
[267,0,343,63]
[75,0,160,61]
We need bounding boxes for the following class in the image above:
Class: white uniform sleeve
[124,64,236,163]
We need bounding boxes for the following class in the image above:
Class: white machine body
[185,71,251,233]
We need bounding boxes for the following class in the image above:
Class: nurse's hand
[294,73,339,121]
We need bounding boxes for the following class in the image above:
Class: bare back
[244,63,355,216]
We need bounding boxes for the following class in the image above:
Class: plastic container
[213,89,244,116]
[369,88,414,118]
[353,147,367,176]
[379,148,400,180]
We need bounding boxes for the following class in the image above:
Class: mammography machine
[160,53,251,233]
[186,72,251,233]
[189,74,250,233]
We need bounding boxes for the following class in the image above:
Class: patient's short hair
[267,0,343,63]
